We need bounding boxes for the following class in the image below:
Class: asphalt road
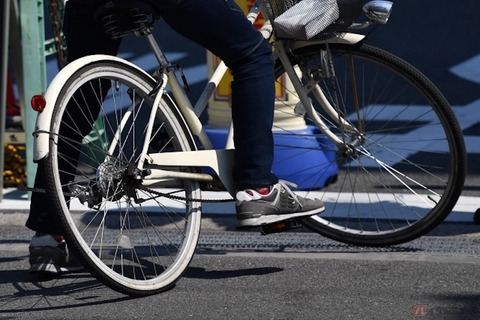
[1,224,480,320]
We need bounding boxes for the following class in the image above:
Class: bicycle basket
[260,0,340,40]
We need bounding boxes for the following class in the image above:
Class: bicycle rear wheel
[273,42,466,246]
[44,57,202,296]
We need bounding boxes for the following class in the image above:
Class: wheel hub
[96,160,125,200]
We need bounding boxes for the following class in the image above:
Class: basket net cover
[269,0,340,40]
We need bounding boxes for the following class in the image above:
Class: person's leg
[160,0,278,190]
[160,0,325,227]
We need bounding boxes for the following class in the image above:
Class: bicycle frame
[146,4,371,193]
[33,2,369,197]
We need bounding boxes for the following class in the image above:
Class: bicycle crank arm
[260,218,303,235]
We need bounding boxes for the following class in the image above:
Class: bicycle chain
[23,185,234,204]
[138,185,234,203]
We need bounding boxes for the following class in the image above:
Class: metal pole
[18,0,47,193]
[0,0,12,201]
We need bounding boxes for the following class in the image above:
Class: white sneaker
[29,234,84,275]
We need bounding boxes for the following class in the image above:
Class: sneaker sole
[236,206,325,228]
[30,262,63,275]
[30,263,84,275]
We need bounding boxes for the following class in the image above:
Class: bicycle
[30,0,466,296]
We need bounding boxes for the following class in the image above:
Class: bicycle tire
[44,57,202,296]
[273,42,466,246]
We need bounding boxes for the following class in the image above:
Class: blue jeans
[27,0,278,234]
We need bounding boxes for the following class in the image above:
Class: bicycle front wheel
[273,42,466,246]
[44,57,202,296]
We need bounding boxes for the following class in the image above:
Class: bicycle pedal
[260,219,302,235]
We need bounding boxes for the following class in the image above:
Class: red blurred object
[6,70,20,116]
[31,94,47,112]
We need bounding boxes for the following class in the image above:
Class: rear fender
[33,54,153,161]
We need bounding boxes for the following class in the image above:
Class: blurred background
[2,0,480,199]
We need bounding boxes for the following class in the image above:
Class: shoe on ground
[29,234,84,275]
[235,180,325,228]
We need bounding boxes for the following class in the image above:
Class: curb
[1,188,478,227]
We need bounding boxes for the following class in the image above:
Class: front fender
[33,54,152,162]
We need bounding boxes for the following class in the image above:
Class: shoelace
[278,180,303,209]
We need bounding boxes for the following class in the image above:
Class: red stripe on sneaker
[256,187,270,195]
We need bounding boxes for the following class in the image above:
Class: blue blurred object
[205,125,338,190]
